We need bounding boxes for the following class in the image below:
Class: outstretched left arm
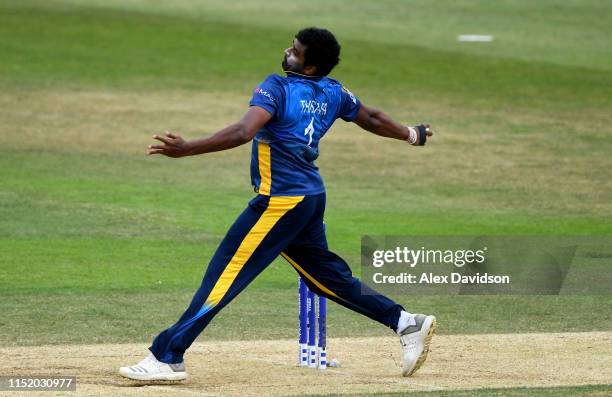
[353,103,433,145]
[147,106,272,158]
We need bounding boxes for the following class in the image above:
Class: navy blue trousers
[150,194,404,363]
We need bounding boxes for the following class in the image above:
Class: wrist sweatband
[406,126,418,144]
[416,124,428,146]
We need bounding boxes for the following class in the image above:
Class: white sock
[396,311,416,335]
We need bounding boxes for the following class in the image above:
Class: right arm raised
[353,104,433,146]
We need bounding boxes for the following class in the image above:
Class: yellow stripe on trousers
[206,196,304,306]
[281,252,340,299]
[258,141,272,195]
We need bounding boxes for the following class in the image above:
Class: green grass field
[1,1,611,395]
[309,384,612,397]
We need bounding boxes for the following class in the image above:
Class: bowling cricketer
[120,27,435,381]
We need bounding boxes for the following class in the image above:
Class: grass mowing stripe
[2,147,610,296]
[0,238,301,294]
[49,0,612,71]
[0,0,610,114]
[304,384,612,397]
[0,0,278,91]
[1,291,611,346]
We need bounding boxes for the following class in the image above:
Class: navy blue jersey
[249,71,361,196]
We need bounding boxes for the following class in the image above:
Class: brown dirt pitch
[1,332,611,396]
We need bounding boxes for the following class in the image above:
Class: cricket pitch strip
[1,332,610,396]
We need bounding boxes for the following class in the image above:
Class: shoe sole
[405,316,437,377]
[119,369,187,381]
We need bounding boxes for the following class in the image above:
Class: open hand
[147,132,191,157]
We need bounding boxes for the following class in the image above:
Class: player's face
[282,38,307,74]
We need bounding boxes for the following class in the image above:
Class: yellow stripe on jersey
[281,252,340,299]
[206,196,304,306]
[258,141,272,195]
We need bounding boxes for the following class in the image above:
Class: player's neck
[284,70,322,79]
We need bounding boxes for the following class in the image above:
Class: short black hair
[295,27,340,76]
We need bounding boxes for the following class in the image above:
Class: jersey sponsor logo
[342,86,357,104]
[300,100,327,116]
[255,87,275,102]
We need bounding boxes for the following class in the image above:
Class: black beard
[282,56,303,73]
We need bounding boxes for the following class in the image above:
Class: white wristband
[406,126,418,144]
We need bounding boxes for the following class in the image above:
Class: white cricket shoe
[399,314,436,377]
[119,353,187,381]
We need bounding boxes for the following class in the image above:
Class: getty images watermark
[361,236,612,295]
[370,245,511,285]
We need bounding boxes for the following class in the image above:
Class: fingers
[153,134,173,145]
[425,124,434,137]
[152,131,182,146]
[147,131,181,156]
[147,141,170,155]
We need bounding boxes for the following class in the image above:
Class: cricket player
[120,27,435,381]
